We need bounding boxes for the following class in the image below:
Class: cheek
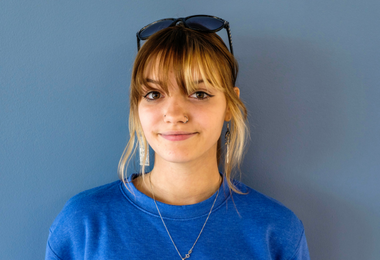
[138,105,159,135]
[194,106,226,133]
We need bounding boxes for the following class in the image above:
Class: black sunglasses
[136,15,234,55]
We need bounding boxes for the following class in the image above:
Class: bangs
[132,25,237,98]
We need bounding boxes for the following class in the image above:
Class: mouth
[159,131,198,141]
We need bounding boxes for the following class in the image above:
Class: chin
[157,151,197,164]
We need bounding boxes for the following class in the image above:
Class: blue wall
[1,1,379,259]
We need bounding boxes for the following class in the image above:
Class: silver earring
[225,123,231,164]
[139,143,150,166]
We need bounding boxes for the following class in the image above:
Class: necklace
[149,174,220,260]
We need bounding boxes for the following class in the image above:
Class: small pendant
[183,251,191,259]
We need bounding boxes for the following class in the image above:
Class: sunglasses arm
[225,25,234,55]
[136,34,141,51]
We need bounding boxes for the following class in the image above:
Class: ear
[233,87,240,97]
[224,87,240,121]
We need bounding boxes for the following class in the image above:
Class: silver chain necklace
[149,174,220,260]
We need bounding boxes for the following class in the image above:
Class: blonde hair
[118,24,249,194]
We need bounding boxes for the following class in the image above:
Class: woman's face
[138,67,232,165]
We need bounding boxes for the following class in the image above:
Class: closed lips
[160,131,197,135]
[159,132,198,141]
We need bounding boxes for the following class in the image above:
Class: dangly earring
[225,123,231,164]
[139,141,150,166]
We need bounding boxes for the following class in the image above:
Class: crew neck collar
[120,173,231,220]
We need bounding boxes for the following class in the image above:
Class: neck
[134,156,222,205]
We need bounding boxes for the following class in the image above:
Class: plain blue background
[1,1,379,259]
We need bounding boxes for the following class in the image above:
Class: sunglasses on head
[136,15,234,55]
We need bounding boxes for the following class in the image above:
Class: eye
[189,91,213,100]
[144,91,161,100]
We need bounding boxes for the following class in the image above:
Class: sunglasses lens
[139,20,174,39]
[186,16,224,31]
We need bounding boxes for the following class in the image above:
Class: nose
[163,96,189,124]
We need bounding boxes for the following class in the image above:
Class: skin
[133,67,240,205]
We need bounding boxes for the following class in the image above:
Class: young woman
[46,15,310,260]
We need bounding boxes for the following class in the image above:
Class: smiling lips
[159,131,197,141]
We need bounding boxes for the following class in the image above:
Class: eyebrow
[195,79,204,84]
[146,78,162,85]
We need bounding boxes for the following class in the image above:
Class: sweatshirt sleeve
[45,234,62,260]
[289,229,310,260]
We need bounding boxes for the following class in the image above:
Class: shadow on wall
[238,36,375,259]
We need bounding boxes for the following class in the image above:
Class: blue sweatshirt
[46,175,310,259]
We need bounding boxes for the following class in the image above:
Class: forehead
[141,55,223,92]
[143,55,201,77]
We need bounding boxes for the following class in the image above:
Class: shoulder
[231,180,301,223]
[63,180,121,210]
[49,180,122,234]
[229,180,309,259]
[47,180,124,258]
[66,180,121,205]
